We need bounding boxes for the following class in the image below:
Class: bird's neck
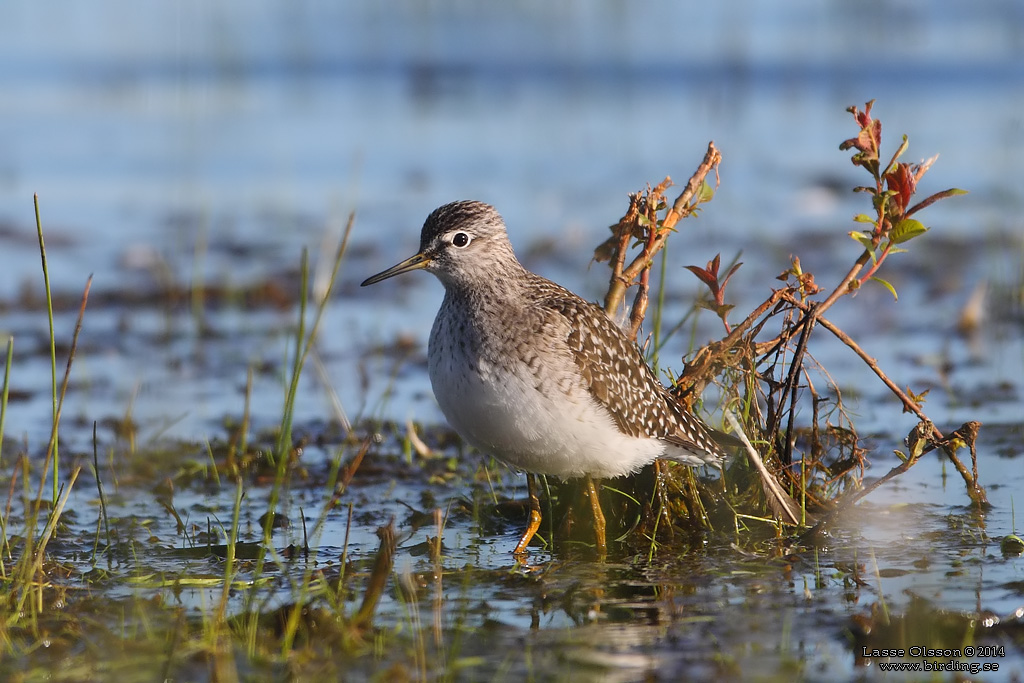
[438,259,539,328]
[439,255,532,299]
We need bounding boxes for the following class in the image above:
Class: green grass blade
[0,336,12,468]
[34,194,59,502]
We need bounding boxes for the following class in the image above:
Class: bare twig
[804,304,986,505]
[601,142,722,327]
[674,287,791,399]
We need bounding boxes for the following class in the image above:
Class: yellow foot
[513,507,542,556]
[513,473,542,556]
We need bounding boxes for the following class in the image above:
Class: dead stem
[674,287,790,399]
[780,304,818,467]
[725,412,804,525]
[768,300,989,506]
[601,142,722,328]
[814,315,985,500]
[353,520,397,627]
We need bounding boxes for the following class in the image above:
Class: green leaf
[697,180,715,203]
[890,218,929,244]
[848,230,874,251]
[905,188,969,218]
[853,213,875,224]
[870,276,898,300]
[882,135,910,176]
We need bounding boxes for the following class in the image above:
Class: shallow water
[1,2,1023,680]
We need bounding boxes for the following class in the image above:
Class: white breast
[427,318,665,479]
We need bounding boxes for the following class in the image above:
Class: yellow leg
[513,473,542,556]
[586,476,607,555]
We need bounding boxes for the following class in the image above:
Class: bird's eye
[451,232,471,248]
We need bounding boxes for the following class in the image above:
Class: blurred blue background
[2,2,1021,277]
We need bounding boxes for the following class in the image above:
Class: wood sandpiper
[361,200,728,555]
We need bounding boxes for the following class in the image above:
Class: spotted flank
[547,290,726,467]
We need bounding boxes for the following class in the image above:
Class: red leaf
[684,265,718,289]
[720,261,743,291]
[884,162,916,213]
[842,101,881,164]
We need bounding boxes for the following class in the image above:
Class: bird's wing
[537,288,724,462]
